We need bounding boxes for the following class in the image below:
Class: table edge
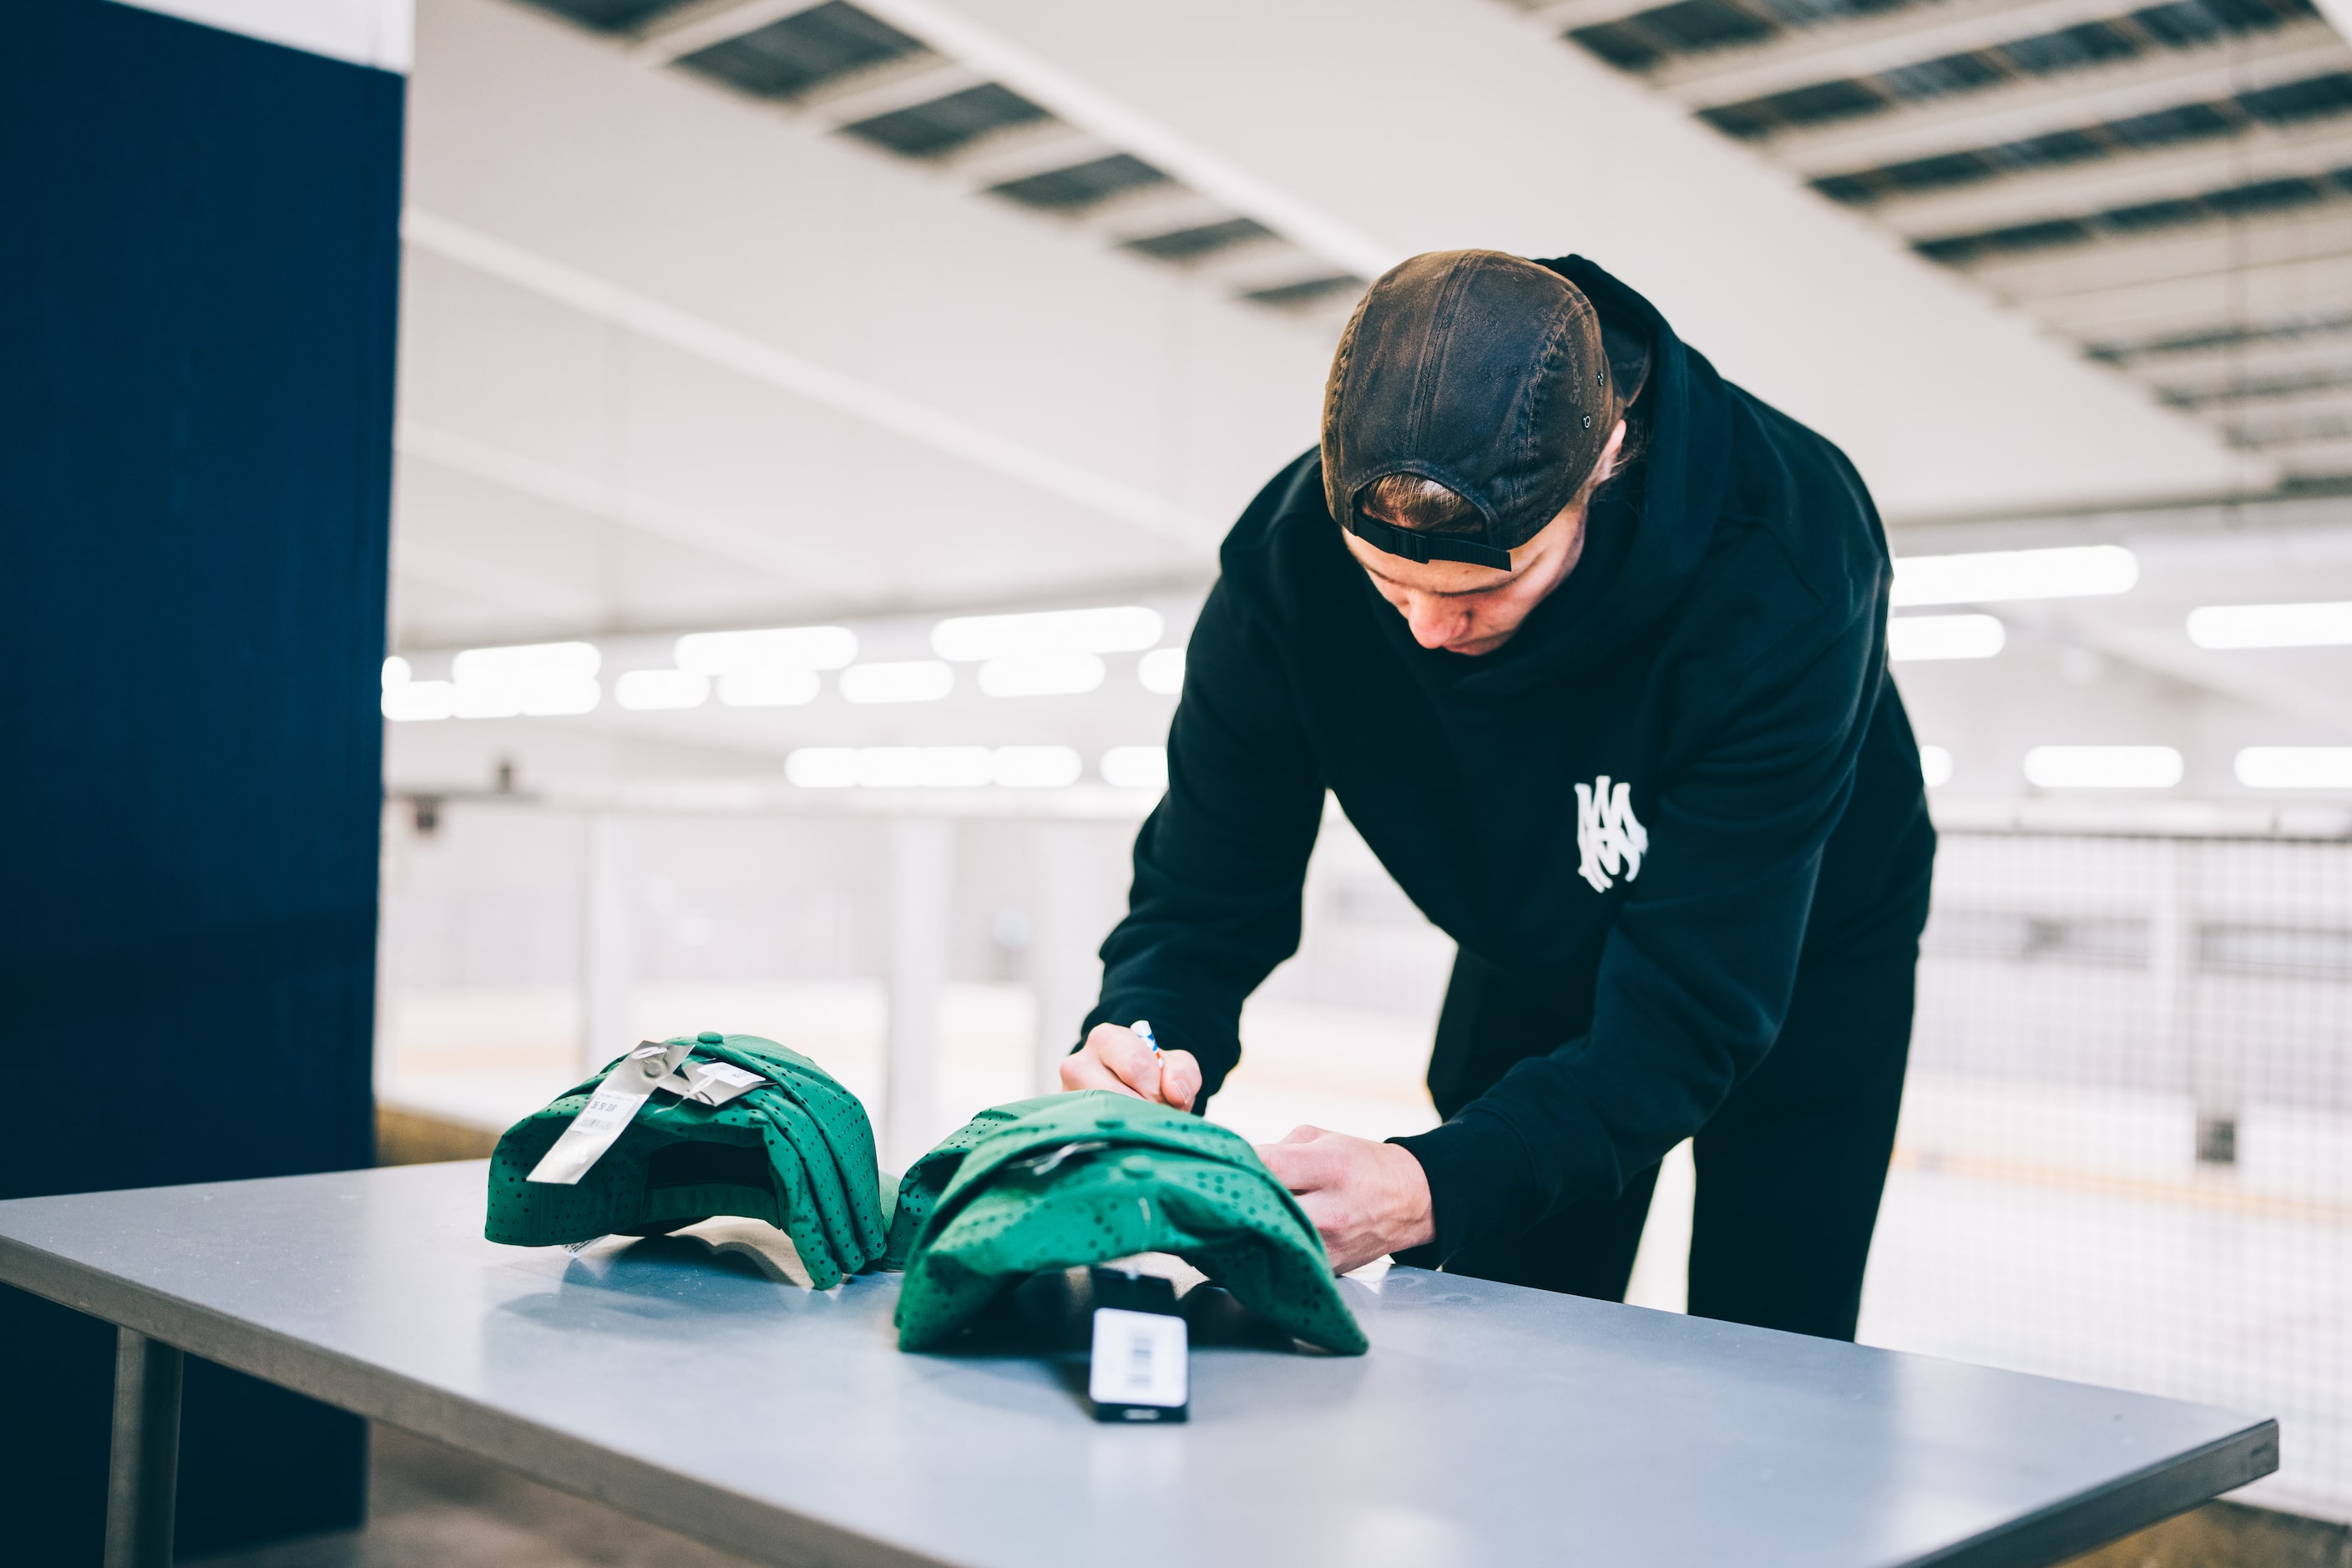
[0,1232,950,1568]
[1905,1418,2280,1568]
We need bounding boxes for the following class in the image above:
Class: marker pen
[1130,1019,1158,1055]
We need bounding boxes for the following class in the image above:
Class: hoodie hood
[1353,256,1738,701]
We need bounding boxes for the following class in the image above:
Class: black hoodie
[1082,259,1935,1263]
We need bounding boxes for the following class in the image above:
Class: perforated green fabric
[890,1091,1367,1355]
[483,1033,886,1290]
[883,1094,1056,1267]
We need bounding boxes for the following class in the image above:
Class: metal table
[0,1161,2275,1568]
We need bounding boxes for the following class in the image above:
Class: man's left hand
[1256,1126,1434,1274]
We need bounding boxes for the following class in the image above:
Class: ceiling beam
[396,420,885,595]
[1884,482,2352,548]
[628,0,831,66]
[1970,208,2352,304]
[2131,329,2352,388]
[1521,0,1657,32]
[1652,0,2135,100]
[1868,124,2352,239]
[842,0,1404,282]
[1772,26,2349,175]
[2006,245,2352,336]
[2224,382,2352,437]
[399,207,1220,549]
[2262,432,2352,468]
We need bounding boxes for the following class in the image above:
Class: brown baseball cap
[1322,250,1631,570]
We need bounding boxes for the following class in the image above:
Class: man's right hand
[1060,1023,1202,1112]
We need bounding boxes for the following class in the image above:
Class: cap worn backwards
[1322,250,1626,570]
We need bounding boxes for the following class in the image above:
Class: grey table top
[0,1161,2274,1568]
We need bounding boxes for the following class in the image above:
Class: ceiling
[383,0,2352,800]
[1516,0,2352,480]
[504,0,1379,322]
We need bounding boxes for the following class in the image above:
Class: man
[1063,250,1935,1341]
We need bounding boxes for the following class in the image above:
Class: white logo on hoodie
[1575,776,1648,894]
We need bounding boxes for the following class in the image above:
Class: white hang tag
[686,1060,766,1105]
[681,1062,761,1109]
[650,1058,766,1108]
[527,1042,690,1186]
[1089,1308,1189,1421]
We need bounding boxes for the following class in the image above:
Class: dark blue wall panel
[0,0,401,1558]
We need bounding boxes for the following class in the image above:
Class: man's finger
[1080,1023,1163,1101]
[1257,1138,1345,1191]
[1157,1050,1202,1112]
[1060,1048,1147,1100]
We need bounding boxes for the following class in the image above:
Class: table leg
[104,1327,183,1568]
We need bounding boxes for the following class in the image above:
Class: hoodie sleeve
[1080,575,1325,1096]
[1392,602,1882,1262]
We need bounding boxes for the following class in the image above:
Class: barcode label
[1089,1308,1187,1410]
[571,1090,639,1135]
[527,1044,680,1186]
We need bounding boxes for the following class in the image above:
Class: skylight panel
[676,2,927,101]
[988,154,1171,211]
[840,82,1052,159]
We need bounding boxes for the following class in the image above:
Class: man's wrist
[1379,1141,1436,1252]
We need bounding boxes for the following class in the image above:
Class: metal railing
[1867,823,2352,1520]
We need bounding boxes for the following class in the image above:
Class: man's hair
[1361,473,1485,535]
[1362,414,1644,539]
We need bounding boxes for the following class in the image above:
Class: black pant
[1429,942,1919,1342]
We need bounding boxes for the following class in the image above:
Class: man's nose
[1404,594,1466,650]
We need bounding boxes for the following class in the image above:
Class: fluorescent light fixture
[840,661,953,704]
[1889,615,2004,662]
[675,625,857,673]
[932,606,1164,661]
[860,747,992,788]
[453,640,600,685]
[446,640,600,717]
[382,680,455,722]
[2023,746,2183,790]
[1920,746,1953,788]
[452,685,522,720]
[786,749,859,788]
[786,746,1087,789]
[1101,746,1169,791]
[2185,600,2352,650]
[615,670,711,711]
[449,678,599,718]
[2235,746,2352,788]
[382,656,412,690]
[1891,546,2137,608]
[718,669,818,708]
[978,652,1105,697]
[994,746,1083,787]
[1137,647,1185,695]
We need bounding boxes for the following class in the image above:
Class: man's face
[1342,422,1624,658]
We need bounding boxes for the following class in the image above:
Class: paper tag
[1090,1308,1188,1418]
[650,1059,766,1108]
[527,1042,688,1186]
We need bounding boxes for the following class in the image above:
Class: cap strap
[1344,507,1514,571]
